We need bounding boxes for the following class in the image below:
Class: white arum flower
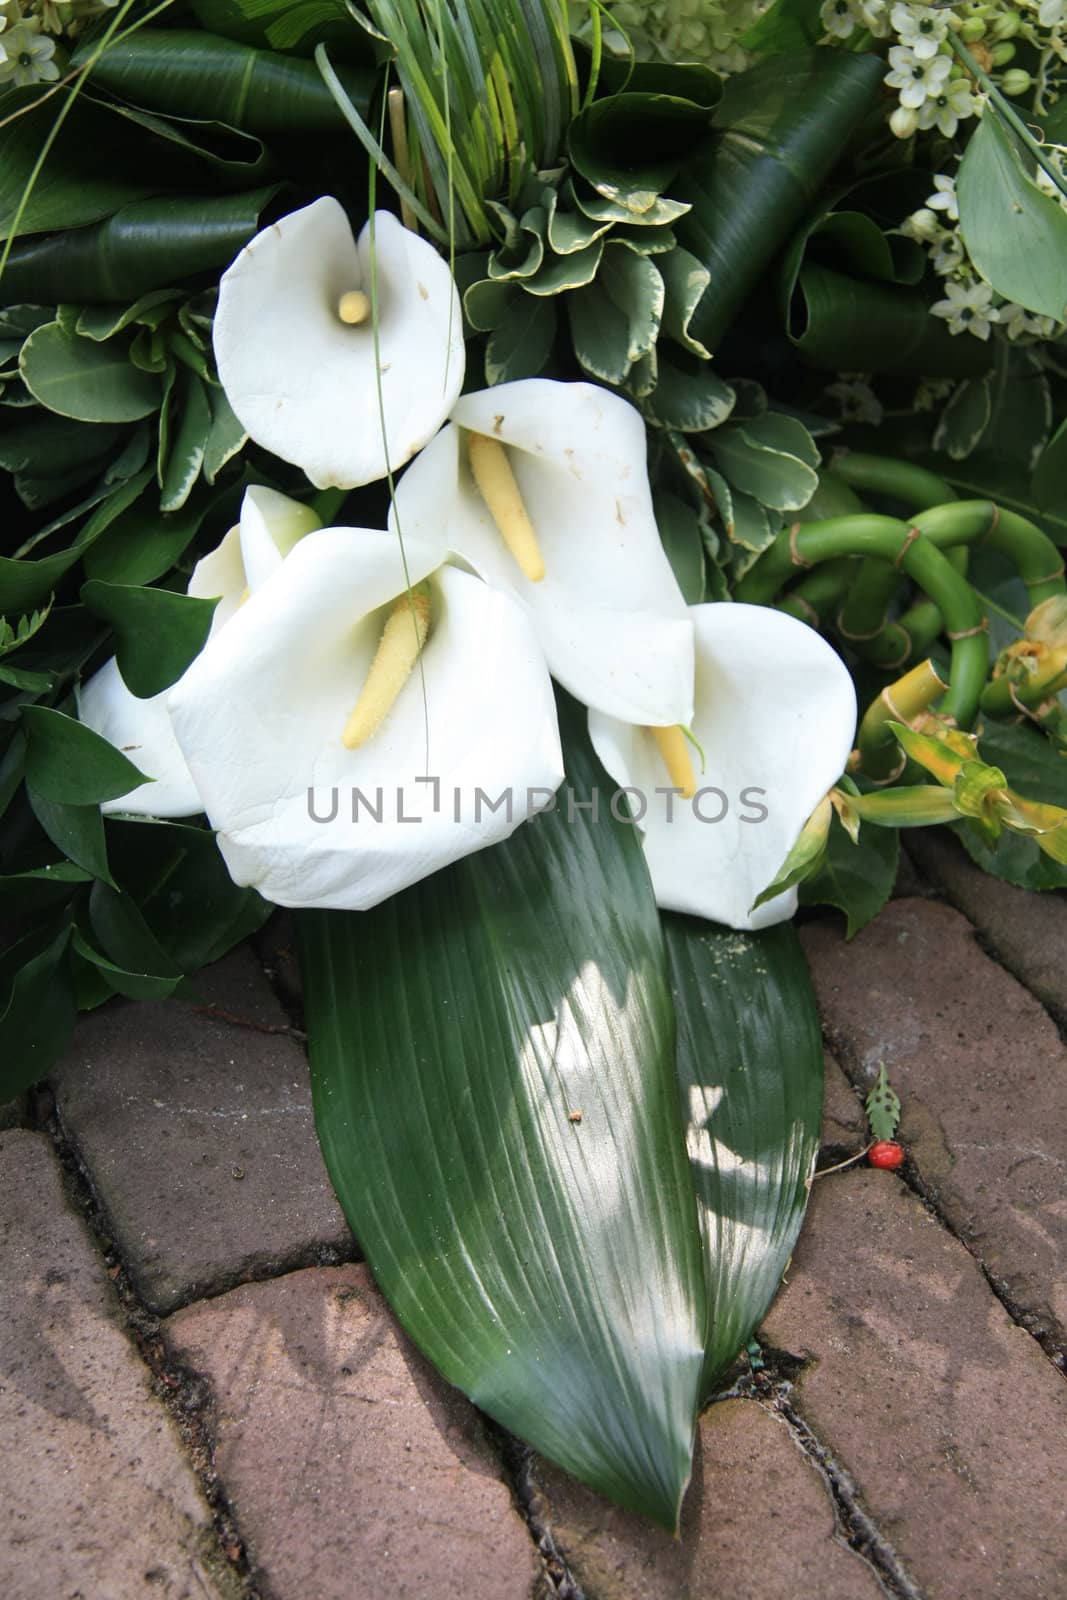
[166,529,564,911]
[77,487,319,817]
[391,379,695,727]
[213,198,464,491]
[588,603,857,931]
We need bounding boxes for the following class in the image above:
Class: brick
[166,1263,541,1600]
[764,1170,1067,1600]
[0,1130,229,1600]
[908,829,1067,1020]
[530,1397,884,1600]
[51,948,351,1314]
[802,898,1067,1354]
[821,1051,866,1149]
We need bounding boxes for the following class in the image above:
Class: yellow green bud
[960,16,987,38]
[990,10,1021,38]
[1001,68,1033,96]
[990,41,1016,64]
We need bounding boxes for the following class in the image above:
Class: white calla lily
[166,528,564,911]
[213,198,465,490]
[77,486,320,818]
[391,379,695,726]
[588,603,857,931]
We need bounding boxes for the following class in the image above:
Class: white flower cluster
[902,173,1064,340]
[0,0,117,81]
[600,0,767,73]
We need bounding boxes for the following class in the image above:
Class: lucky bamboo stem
[856,659,949,779]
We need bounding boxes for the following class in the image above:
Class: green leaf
[799,813,900,937]
[80,582,218,698]
[0,462,155,612]
[82,492,205,588]
[674,49,886,352]
[485,295,557,385]
[568,90,718,216]
[934,377,993,460]
[75,29,374,135]
[739,0,823,51]
[160,372,213,512]
[21,706,149,806]
[957,107,1067,321]
[1033,416,1067,514]
[2,188,280,306]
[784,262,994,379]
[0,863,93,916]
[665,917,822,1393]
[19,324,163,424]
[865,1064,900,1142]
[0,925,75,1098]
[708,423,817,512]
[645,356,735,432]
[655,490,707,603]
[26,790,114,886]
[203,387,249,484]
[298,703,707,1528]
[106,818,270,969]
[70,928,182,1002]
[658,245,712,358]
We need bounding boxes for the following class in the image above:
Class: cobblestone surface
[802,897,1067,1357]
[9,853,1067,1598]
[0,1130,229,1600]
[908,830,1067,1019]
[764,1169,1067,1600]
[50,948,352,1314]
[166,1263,542,1600]
[530,1397,885,1600]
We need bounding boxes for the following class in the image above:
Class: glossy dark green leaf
[1033,416,1067,514]
[26,790,113,885]
[673,49,886,351]
[957,107,1067,321]
[0,863,92,915]
[664,916,822,1394]
[76,30,374,135]
[0,463,155,612]
[739,0,823,51]
[82,492,205,588]
[21,706,149,806]
[160,372,213,512]
[80,582,217,699]
[785,262,994,378]
[933,377,992,460]
[299,706,707,1528]
[0,924,76,1097]
[106,818,271,971]
[1,188,280,306]
[799,814,899,937]
[569,90,718,215]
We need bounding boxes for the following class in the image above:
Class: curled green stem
[734,513,988,724]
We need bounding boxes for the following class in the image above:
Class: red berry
[869,1140,905,1170]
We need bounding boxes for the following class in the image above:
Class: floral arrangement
[3,0,1067,1528]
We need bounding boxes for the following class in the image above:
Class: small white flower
[0,17,60,85]
[890,1,946,57]
[931,229,965,275]
[917,77,976,138]
[858,0,890,35]
[820,0,857,37]
[889,103,920,139]
[900,207,941,243]
[926,174,959,223]
[930,277,999,340]
[886,44,951,109]
[999,302,1061,340]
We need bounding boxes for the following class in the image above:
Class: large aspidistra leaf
[665,916,822,1395]
[298,706,707,1529]
[673,48,885,351]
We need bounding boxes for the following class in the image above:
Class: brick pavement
[3,849,1067,1598]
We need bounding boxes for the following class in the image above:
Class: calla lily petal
[588,603,857,930]
[391,379,694,726]
[77,658,203,818]
[78,486,319,817]
[167,528,564,911]
[213,199,465,490]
